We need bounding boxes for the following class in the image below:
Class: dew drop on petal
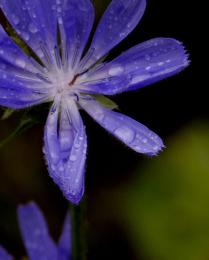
[15,59,26,68]
[108,65,125,76]
[114,126,135,143]
[28,23,38,34]
[70,154,77,162]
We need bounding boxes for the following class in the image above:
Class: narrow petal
[78,38,189,95]
[75,72,130,95]
[0,26,51,109]
[44,99,87,204]
[78,0,146,72]
[0,71,50,109]
[0,0,59,64]
[60,0,95,69]
[80,98,164,155]
[0,26,41,74]
[17,202,58,260]
[58,211,72,260]
[0,246,13,260]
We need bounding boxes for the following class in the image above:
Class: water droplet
[28,23,38,34]
[108,65,124,76]
[153,145,159,151]
[74,142,81,149]
[70,154,77,162]
[114,126,135,143]
[145,66,151,71]
[12,14,20,25]
[142,138,148,144]
[145,54,151,61]
[16,59,26,68]
[158,62,164,66]
[21,31,30,41]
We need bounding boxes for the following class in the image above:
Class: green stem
[0,118,36,149]
[70,198,87,260]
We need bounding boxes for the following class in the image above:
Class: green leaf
[1,108,15,120]
[94,94,119,110]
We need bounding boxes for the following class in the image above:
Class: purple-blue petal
[60,0,95,69]
[17,202,58,260]
[78,0,146,72]
[0,0,59,64]
[80,98,164,156]
[79,38,189,95]
[58,211,72,260]
[0,70,50,109]
[0,26,50,109]
[75,72,130,95]
[44,100,87,204]
[0,246,13,260]
[0,26,40,73]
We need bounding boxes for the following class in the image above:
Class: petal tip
[65,192,83,205]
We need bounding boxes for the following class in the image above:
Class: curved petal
[44,99,87,204]
[58,211,72,260]
[78,38,189,95]
[0,246,13,260]
[80,98,164,156]
[78,0,146,72]
[0,0,59,64]
[60,0,95,70]
[17,202,58,260]
[0,25,41,74]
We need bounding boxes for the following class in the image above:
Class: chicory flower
[0,0,189,204]
[0,202,71,260]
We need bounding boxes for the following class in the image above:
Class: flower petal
[60,0,95,69]
[0,0,59,63]
[0,26,51,109]
[58,211,72,260]
[17,202,58,260]
[0,70,50,109]
[78,38,189,95]
[0,26,41,73]
[80,98,164,156]
[0,246,13,260]
[78,0,146,72]
[44,100,87,204]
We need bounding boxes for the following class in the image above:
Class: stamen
[35,73,52,84]
[40,42,54,68]
[58,23,69,71]
[28,56,48,74]
[79,47,96,73]
[54,45,62,69]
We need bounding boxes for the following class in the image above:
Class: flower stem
[70,198,87,260]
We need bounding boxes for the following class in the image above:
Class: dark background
[1,0,205,259]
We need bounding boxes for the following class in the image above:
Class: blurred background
[0,0,204,259]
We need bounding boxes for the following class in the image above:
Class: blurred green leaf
[1,108,15,120]
[94,94,118,110]
[116,122,209,260]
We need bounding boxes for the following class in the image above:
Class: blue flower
[0,202,71,260]
[0,0,189,204]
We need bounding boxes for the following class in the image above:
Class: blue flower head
[0,202,71,260]
[0,0,189,204]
